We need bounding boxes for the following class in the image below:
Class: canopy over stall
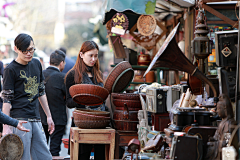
[102,0,157,33]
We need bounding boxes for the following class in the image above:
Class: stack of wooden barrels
[111,93,145,131]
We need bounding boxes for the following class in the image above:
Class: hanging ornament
[137,15,157,36]
[111,13,129,35]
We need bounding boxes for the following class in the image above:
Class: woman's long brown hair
[65,41,103,84]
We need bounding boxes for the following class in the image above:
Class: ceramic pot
[145,71,155,83]
[138,54,151,66]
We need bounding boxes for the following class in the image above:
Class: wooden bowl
[74,108,110,117]
[69,84,109,106]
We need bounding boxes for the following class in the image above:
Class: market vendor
[65,40,106,160]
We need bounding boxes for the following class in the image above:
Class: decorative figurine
[205,94,238,160]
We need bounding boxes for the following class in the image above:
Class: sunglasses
[22,48,36,54]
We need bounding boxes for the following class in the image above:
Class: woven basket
[113,99,142,108]
[112,68,134,93]
[137,15,156,36]
[104,61,133,93]
[75,108,110,117]
[112,93,140,100]
[74,120,110,129]
[69,84,109,106]
[73,111,110,121]
[0,134,23,160]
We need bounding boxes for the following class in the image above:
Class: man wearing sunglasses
[1,33,54,160]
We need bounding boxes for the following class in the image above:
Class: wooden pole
[236,1,240,139]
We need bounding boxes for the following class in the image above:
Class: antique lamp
[191,0,211,73]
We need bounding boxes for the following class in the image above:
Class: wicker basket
[73,111,110,121]
[69,84,109,106]
[74,120,110,129]
[75,108,110,117]
[0,134,23,160]
[137,15,156,36]
[112,68,134,93]
[104,61,133,94]
[112,93,140,100]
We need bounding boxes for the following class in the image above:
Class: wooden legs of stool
[70,140,79,160]
[70,143,114,160]
[106,131,115,160]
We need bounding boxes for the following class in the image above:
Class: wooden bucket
[0,134,23,160]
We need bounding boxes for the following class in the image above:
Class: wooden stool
[70,127,115,160]
[115,130,138,159]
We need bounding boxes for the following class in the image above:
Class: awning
[102,0,156,30]
[105,0,156,15]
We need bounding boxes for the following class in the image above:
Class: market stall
[67,0,240,159]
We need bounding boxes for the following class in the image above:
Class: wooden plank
[109,36,127,59]
[78,133,111,143]
[206,5,236,9]
[207,20,238,24]
[202,4,238,28]
[203,0,227,3]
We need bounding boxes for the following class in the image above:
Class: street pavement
[59,108,74,158]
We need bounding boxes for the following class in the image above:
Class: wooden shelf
[131,82,152,85]
[110,64,168,70]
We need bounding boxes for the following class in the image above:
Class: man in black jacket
[39,50,67,156]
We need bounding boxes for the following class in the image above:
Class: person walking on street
[1,33,55,160]
[59,47,75,74]
[39,49,67,156]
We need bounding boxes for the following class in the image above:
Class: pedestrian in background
[39,49,67,156]
[2,33,54,160]
[59,47,75,74]
[0,60,4,134]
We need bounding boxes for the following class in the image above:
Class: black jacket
[39,66,67,125]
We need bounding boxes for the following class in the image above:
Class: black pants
[68,119,105,160]
[43,124,66,156]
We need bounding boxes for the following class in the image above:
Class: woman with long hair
[65,40,106,160]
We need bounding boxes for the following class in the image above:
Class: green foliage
[145,0,156,15]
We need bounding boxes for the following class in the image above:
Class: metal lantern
[192,24,211,60]
[191,2,211,73]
